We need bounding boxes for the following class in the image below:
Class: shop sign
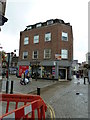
[55,54,62,60]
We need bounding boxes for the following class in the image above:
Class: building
[18,19,73,80]
[86,52,90,65]
[71,60,79,75]
[0,0,8,28]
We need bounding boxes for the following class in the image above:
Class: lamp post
[6,53,10,93]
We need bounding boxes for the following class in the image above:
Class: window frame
[36,23,42,28]
[27,26,32,30]
[24,36,29,45]
[34,35,39,44]
[61,49,68,59]
[62,32,68,41]
[44,49,51,59]
[47,20,53,25]
[23,51,28,59]
[32,50,38,59]
[45,32,51,42]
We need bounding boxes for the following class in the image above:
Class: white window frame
[34,35,39,44]
[32,50,38,59]
[23,51,28,59]
[27,26,32,30]
[45,32,51,42]
[36,23,42,28]
[44,49,51,59]
[61,49,68,59]
[62,32,68,41]
[24,37,29,45]
[47,20,53,25]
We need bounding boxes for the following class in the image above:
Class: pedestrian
[76,71,80,84]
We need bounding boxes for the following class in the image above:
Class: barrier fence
[0,93,47,120]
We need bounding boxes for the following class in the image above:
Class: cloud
[0,0,89,63]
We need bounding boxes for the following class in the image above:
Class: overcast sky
[0,0,89,63]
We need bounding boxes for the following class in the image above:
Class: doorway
[59,68,66,79]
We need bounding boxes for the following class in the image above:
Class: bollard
[10,81,13,94]
[6,80,9,94]
[37,87,40,95]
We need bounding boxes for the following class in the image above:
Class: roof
[25,18,71,31]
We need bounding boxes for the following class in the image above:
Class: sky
[0,0,89,63]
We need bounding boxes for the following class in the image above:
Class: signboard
[19,65,29,77]
[55,54,62,60]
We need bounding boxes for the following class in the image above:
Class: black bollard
[10,81,13,94]
[6,80,9,94]
[37,87,40,95]
[84,77,85,84]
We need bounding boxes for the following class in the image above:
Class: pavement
[1,75,59,94]
[0,75,89,118]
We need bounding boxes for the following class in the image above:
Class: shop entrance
[59,68,66,79]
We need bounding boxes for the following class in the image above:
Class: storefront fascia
[40,60,72,80]
[18,60,72,80]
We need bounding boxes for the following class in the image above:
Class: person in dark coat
[76,71,80,81]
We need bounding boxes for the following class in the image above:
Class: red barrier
[0,93,47,120]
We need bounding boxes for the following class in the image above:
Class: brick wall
[19,22,73,62]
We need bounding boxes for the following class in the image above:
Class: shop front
[18,60,72,80]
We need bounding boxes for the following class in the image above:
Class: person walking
[76,71,80,84]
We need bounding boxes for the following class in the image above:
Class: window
[44,49,51,59]
[45,32,51,41]
[36,23,42,28]
[24,37,29,45]
[61,49,68,59]
[32,50,38,59]
[62,32,68,41]
[27,26,32,30]
[23,52,28,59]
[34,35,39,43]
[47,20,53,25]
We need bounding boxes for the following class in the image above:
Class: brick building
[18,19,73,80]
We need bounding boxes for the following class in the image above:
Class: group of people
[20,70,31,85]
[76,68,89,84]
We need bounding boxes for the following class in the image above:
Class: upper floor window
[45,32,51,42]
[47,20,53,25]
[27,26,32,30]
[23,51,28,59]
[44,49,51,59]
[36,23,42,28]
[24,37,29,45]
[32,50,38,59]
[34,35,39,44]
[62,32,68,41]
[61,49,68,59]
